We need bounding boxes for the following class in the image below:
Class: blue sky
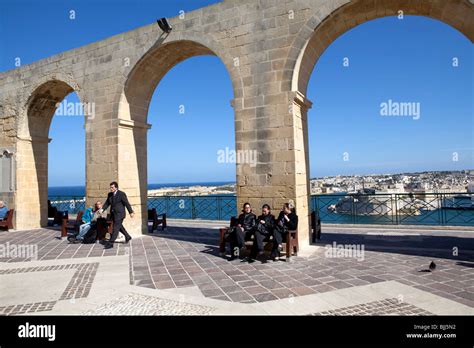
[0,1,472,186]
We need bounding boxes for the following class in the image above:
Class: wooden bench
[148,209,167,232]
[0,209,14,231]
[61,211,83,238]
[219,216,298,261]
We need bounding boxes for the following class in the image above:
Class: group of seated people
[67,201,108,243]
[227,202,298,263]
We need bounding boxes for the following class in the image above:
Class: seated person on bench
[0,201,8,220]
[248,204,275,263]
[271,202,298,260]
[228,202,257,260]
[48,200,63,226]
[69,201,106,243]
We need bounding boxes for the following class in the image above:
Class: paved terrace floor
[0,221,473,315]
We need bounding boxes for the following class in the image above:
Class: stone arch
[16,77,84,229]
[17,73,84,138]
[289,0,474,96]
[279,0,473,244]
[122,37,241,124]
[111,37,240,235]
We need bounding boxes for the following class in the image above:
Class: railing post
[351,195,356,224]
[439,193,445,225]
[394,194,398,225]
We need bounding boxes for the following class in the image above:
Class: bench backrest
[230,216,238,227]
[6,209,14,221]
[148,208,157,220]
[76,211,84,222]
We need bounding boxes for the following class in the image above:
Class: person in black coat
[249,204,275,263]
[100,181,134,249]
[271,202,298,260]
[228,202,257,260]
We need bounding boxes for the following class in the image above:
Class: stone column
[15,135,51,229]
[235,89,313,248]
[117,119,150,236]
[290,91,313,247]
[85,112,149,237]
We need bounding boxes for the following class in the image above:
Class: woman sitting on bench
[271,202,298,261]
[228,202,257,260]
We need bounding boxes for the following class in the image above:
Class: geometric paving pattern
[0,229,127,262]
[0,301,56,316]
[1,226,473,308]
[124,227,474,306]
[0,262,99,315]
[83,293,215,315]
[58,263,99,300]
[311,298,433,316]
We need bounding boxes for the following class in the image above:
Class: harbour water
[48,185,474,227]
[48,181,234,196]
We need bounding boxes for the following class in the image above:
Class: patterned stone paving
[129,227,474,306]
[311,298,433,316]
[83,293,215,315]
[0,228,127,262]
[1,226,473,308]
[0,262,99,315]
[59,263,99,300]
[0,301,56,316]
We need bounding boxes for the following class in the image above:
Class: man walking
[100,182,134,249]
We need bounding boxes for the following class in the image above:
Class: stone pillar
[117,119,150,236]
[85,112,149,237]
[15,136,51,229]
[235,90,313,248]
[85,105,118,228]
[291,91,313,247]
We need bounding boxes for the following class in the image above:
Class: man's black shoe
[270,250,281,261]
[125,236,132,244]
[104,242,113,249]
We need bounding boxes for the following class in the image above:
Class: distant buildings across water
[48,170,473,198]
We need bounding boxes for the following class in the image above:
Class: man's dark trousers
[109,214,131,243]
[102,190,133,243]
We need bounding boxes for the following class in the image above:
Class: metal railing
[48,196,86,215]
[47,192,474,226]
[148,195,236,221]
[311,192,474,226]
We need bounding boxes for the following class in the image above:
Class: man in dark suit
[100,181,134,249]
